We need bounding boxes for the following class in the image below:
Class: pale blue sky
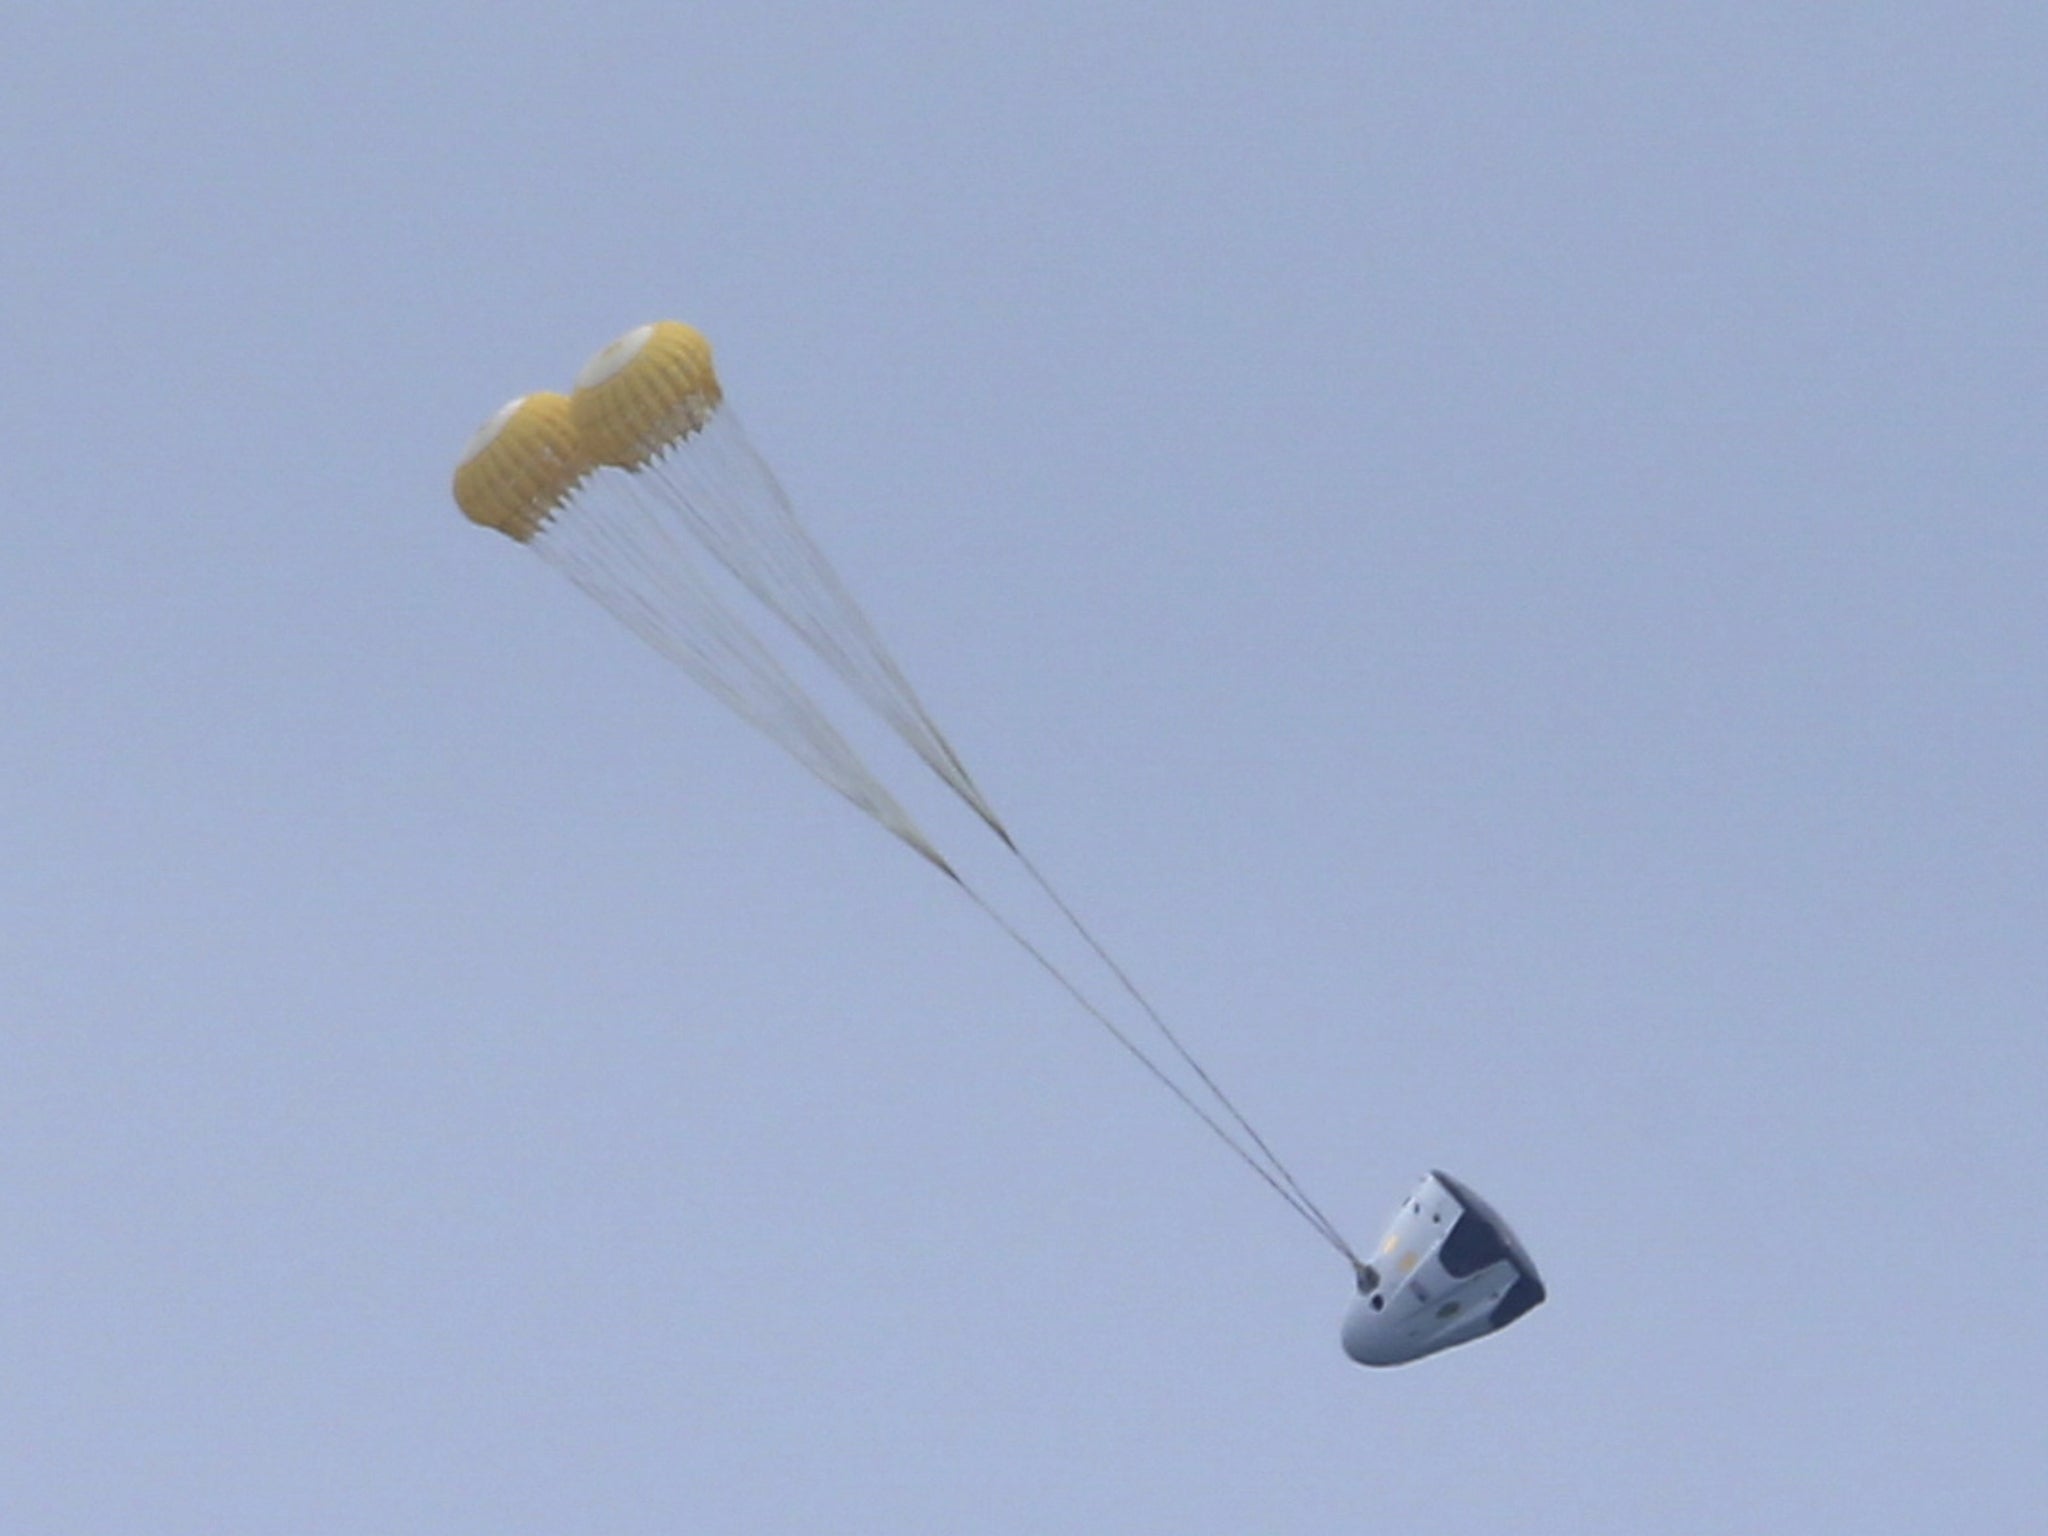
[4,5,2044,1531]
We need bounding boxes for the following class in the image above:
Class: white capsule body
[1341,1170,1545,1367]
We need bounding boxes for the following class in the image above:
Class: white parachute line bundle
[538,460,1288,1182]
[1000,840,1362,1264]
[627,416,1359,1265]
[641,409,1005,835]
[532,473,950,873]
[947,876,1361,1259]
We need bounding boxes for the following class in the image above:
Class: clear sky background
[4,4,2043,1531]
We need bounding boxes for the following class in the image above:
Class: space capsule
[454,329,1554,1364]
[1342,1171,1545,1367]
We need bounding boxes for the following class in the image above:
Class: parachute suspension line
[1001,838,1360,1266]
[641,410,1008,835]
[648,413,1357,1261]
[935,864,1355,1261]
[531,479,948,872]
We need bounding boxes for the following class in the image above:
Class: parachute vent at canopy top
[451,392,590,542]
[570,320,725,470]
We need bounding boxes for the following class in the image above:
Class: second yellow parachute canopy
[570,320,724,471]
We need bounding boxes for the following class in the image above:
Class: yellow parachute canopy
[451,392,589,543]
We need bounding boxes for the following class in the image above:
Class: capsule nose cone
[1341,1296,1422,1367]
